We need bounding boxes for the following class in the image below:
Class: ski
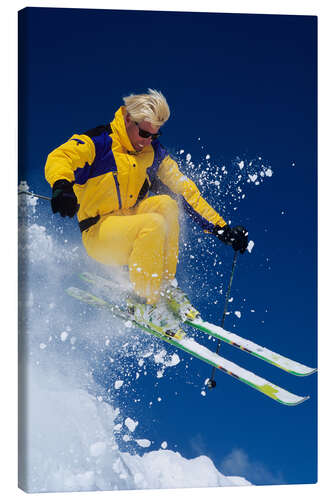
[78,271,317,377]
[185,318,316,377]
[67,286,310,406]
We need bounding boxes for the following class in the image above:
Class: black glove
[214,224,248,254]
[51,179,78,218]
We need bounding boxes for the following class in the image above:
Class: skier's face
[125,114,160,152]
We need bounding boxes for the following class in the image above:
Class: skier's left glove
[214,224,248,254]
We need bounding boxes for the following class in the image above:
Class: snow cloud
[189,433,208,456]
[18,191,251,493]
[220,448,284,485]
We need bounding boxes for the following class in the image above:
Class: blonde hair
[123,89,170,127]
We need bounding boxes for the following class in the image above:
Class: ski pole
[207,249,238,389]
[19,189,81,215]
[18,190,51,201]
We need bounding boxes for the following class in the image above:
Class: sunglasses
[135,122,162,140]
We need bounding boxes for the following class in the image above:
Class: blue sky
[18,7,317,486]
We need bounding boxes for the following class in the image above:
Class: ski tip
[304,367,317,376]
[299,395,311,405]
[293,367,317,377]
[287,395,310,406]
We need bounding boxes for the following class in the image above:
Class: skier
[45,89,248,337]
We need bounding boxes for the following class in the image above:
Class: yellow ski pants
[82,195,179,304]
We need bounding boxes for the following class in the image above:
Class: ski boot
[163,282,200,322]
[127,297,185,340]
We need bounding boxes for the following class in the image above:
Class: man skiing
[45,89,248,337]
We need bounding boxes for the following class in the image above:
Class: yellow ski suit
[45,106,226,303]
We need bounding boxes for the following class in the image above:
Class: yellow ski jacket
[45,106,227,232]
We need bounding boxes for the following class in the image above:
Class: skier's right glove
[51,179,79,218]
[214,224,248,254]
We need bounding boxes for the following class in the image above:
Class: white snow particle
[247,240,255,253]
[114,380,124,390]
[161,441,168,449]
[166,354,180,367]
[60,331,68,342]
[135,439,151,448]
[154,350,167,364]
[125,417,138,432]
[234,311,241,318]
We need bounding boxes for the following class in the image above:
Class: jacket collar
[111,106,136,153]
